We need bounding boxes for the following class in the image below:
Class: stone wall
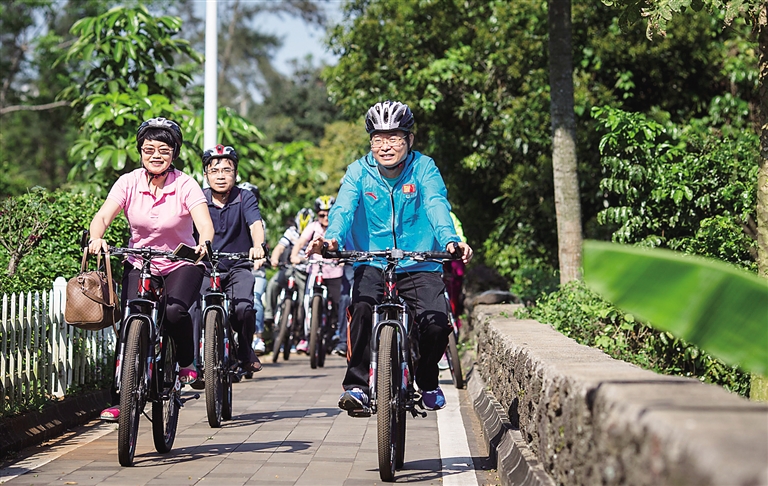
[472,304,768,486]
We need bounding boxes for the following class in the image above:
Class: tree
[599,0,767,278]
[549,0,583,283]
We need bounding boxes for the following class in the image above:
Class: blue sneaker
[422,386,446,410]
[338,387,370,416]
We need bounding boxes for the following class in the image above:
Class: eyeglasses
[207,167,235,176]
[317,212,329,218]
[370,135,408,149]
[141,147,173,157]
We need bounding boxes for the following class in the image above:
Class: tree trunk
[750,2,768,403]
[549,0,583,284]
[757,3,768,279]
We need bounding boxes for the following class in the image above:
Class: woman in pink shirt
[87,117,214,422]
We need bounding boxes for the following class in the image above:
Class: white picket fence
[0,277,116,416]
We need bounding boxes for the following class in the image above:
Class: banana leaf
[582,240,768,375]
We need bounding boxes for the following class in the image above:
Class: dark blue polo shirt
[202,186,262,272]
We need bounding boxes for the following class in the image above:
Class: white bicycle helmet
[365,101,415,134]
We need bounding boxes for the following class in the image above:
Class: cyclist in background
[239,182,268,355]
[308,100,472,413]
[88,117,214,421]
[290,196,343,354]
[190,145,265,374]
[263,208,314,332]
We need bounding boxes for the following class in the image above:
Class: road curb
[468,367,555,486]
[0,389,110,458]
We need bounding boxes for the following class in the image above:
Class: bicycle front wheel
[309,295,323,369]
[273,299,291,363]
[118,318,149,467]
[152,335,180,453]
[204,309,225,427]
[377,325,402,482]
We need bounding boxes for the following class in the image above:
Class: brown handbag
[64,248,120,332]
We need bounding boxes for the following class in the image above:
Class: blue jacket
[325,151,460,273]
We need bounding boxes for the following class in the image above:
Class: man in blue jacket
[308,100,473,414]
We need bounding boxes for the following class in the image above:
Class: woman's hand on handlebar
[448,241,473,264]
[194,243,208,259]
[88,237,108,255]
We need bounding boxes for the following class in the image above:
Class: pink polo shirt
[107,168,206,276]
[300,221,343,280]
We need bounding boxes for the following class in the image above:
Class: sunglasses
[317,212,329,218]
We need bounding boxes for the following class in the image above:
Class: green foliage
[0,189,129,294]
[583,241,768,375]
[325,0,754,283]
[593,105,758,270]
[251,141,328,246]
[58,5,203,185]
[310,120,370,195]
[517,280,751,396]
[0,188,51,277]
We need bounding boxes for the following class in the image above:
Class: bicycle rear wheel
[152,335,180,453]
[309,295,323,369]
[447,332,464,389]
[118,318,149,467]
[204,309,225,427]
[377,325,401,482]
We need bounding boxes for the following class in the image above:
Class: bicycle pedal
[179,393,200,406]
[347,407,372,418]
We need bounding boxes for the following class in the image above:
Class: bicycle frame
[200,265,234,373]
[114,250,165,399]
[369,256,412,415]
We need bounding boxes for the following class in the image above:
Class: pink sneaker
[296,340,309,354]
[179,365,198,384]
[100,406,120,421]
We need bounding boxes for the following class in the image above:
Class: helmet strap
[144,163,175,179]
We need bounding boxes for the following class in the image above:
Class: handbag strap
[103,249,116,308]
[80,247,88,272]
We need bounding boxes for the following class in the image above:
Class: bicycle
[323,246,457,482]
[199,242,255,428]
[443,288,464,389]
[271,264,304,363]
[305,259,341,369]
[107,245,201,467]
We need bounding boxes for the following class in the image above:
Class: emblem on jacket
[365,191,377,200]
[403,184,416,194]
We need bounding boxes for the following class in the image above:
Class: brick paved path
[0,353,496,485]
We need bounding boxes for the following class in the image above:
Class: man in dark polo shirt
[191,144,266,373]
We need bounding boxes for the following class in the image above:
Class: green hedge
[0,189,130,294]
[516,280,750,397]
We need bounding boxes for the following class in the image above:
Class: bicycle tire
[282,299,293,361]
[222,369,233,420]
[447,332,464,389]
[152,335,179,453]
[377,325,400,482]
[309,295,323,369]
[118,318,149,467]
[271,300,284,362]
[204,309,224,427]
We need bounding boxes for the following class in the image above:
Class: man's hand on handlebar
[308,236,337,256]
[447,241,473,264]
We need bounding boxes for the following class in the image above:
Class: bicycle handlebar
[321,247,458,262]
[108,246,200,264]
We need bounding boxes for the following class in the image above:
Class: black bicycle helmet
[365,101,415,134]
[136,117,183,160]
[202,144,239,171]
